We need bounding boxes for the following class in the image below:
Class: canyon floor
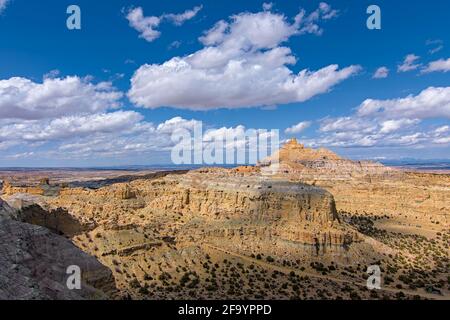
[0,140,448,300]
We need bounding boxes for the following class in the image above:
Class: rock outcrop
[2,180,46,196]
[0,197,14,218]
[0,202,115,300]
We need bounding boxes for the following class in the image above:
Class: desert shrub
[144,273,153,281]
[139,285,150,295]
[130,279,140,289]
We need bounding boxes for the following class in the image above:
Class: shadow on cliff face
[17,204,94,238]
[0,210,116,299]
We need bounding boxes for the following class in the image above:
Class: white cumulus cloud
[0,76,123,120]
[128,4,359,110]
[126,5,202,42]
[0,111,143,143]
[310,87,450,148]
[422,58,450,74]
[126,7,161,42]
[285,121,312,134]
[397,54,421,73]
[373,66,389,79]
[379,119,420,134]
[164,5,203,26]
[357,87,450,120]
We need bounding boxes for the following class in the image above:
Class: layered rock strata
[47,168,360,255]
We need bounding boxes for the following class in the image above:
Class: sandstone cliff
[47,168,361,256]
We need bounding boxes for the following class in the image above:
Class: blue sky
[0,0,449,166]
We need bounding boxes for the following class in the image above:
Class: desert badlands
[0,140,448,300]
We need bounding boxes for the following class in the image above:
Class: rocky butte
[259,139,449,219]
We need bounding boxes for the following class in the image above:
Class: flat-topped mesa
[159,169,340,225]
[155,169,360,252]
[1,180,46,196]
[1,178,62,197]
[48,168,360,253]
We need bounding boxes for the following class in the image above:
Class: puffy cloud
[379,119,419,134]
[1,111,143,142]
[310,87,450,148]
[129,62,359,110]
[156,116,201,134]
[311,120,431,148]
[422,58,450,74]
[0,115,156,158]
[434,136,450,144]
[54,116,202,157]
[198,20,229,46]
[0,68,279,162]
[0,76,123,120]
[435,125,449,134]
[126,5,202,42]
[432,126,450,145]
[0,111,146,157]
[164,5,202,26]
[126,7,161,42]
[293,2,339,35]
[0,108,276,163]
[397,54,421,72]
[129,4,359,110]
[320,117,376,133]
[373,66,389,79]
[357,87,450,119]
[285,121,311,134]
